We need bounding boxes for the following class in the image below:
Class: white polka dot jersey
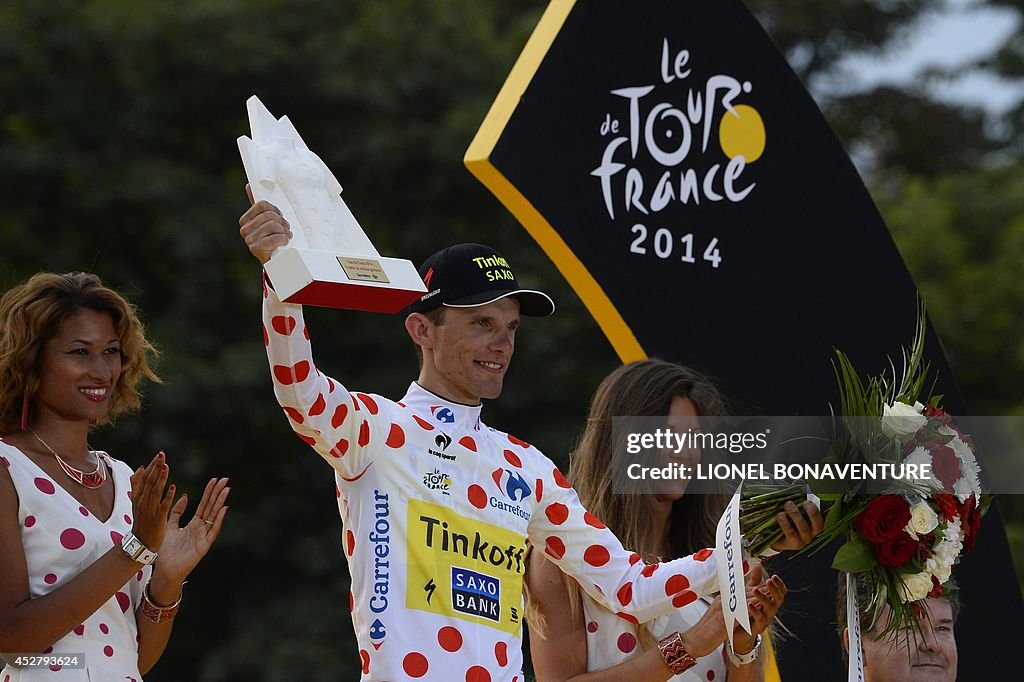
[262,283,723,681]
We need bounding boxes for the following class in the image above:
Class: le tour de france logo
[591,38,766,271]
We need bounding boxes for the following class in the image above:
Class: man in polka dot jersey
[238,197,822,681]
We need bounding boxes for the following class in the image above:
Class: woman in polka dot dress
[527,361,814,681]
[0,273,230,681]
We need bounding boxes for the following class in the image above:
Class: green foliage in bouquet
[741,303,988,642]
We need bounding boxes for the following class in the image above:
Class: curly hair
[0,272,160,434]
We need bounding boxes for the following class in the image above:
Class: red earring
[20,389,30,431]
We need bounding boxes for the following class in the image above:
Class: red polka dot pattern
[386,424,406,448]
[272,361,311,385]
[584,512,606,529]
[641,563,659,578]
[708,671,716,680]
[503,450,522,467]
[73,624,84,636]
[359,649,370,675]
[545,536,566,560]
[356,393,380,415]
[544,503,569,525]
[402,652,429,677]
[34,477,55,494]
[508,434,530,448]
[297,433,317,448]
[466,666,491,682]
[616,611,639,625]
[358,420,370,447]
[694,548,714,562]
[331,403,349,428]
[665,574,690,595]
[262,324,269,346]
[584,545,610,567]
[534,478,543,502]
[124,514,132,525]
[271,315,297,335]
[468,485,487,509]
[673,590,698,608]
[552,468,571,488]
[103,645,114,657]
[24,515,36,528]
[617,582,633,606]
[617,632,637,653]
[346,530,355,557]
[494,641,508,667]
[438,625,463,652]
[78,506,89,517]
[283,406,305,424]
[309,394,326,416]
[116,591,131,613]
[44,573,57,585]
[413,415,435,430]
[628,552,641,565]
[60,528,86,550]
[587,621,598,633]
[99,623,109,634]
[459,436,478,452]
[330,438,349,458]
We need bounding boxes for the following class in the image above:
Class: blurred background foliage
[1,0,1021,679]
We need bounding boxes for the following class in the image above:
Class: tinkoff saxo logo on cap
[406,243,554,316]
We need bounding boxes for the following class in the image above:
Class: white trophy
[237,96,426,312]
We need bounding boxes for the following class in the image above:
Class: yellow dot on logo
[719,104,766,163]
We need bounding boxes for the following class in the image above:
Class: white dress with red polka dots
[0,440,149,682]
[582,593,727,680]
[262,284,724,682]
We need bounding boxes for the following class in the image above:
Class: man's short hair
[412,306,447,366]
[835,572,960,662]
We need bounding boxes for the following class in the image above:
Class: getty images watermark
[610,416,1020,496]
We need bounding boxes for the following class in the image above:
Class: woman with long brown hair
[0,272,229,680]
[528,360,819,680]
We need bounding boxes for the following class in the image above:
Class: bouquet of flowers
[740,309,988,638]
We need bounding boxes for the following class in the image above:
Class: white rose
[897,571,934,603]
[926,555,953,583]
[906,501,939,536]
[881,402,928,438]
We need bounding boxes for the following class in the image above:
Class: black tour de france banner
[466,0,1021,678]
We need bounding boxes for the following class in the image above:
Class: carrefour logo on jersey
[368,489,390,648]
[430,405,455,424]
[490,468,531,522]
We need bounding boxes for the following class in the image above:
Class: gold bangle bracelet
[141,580,183,624]
[658,631,698,674]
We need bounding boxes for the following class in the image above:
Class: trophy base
[265,247,426,313]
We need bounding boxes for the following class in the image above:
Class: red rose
[959,494,982,552]
[854,495,912,543]
[924,404,949,424]
[930,444,960,490]
[934,493,958,522]
[875,532,917,567]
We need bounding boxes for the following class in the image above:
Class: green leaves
[832,534,877,572]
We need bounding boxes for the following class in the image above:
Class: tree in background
[1,0,1021,679]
